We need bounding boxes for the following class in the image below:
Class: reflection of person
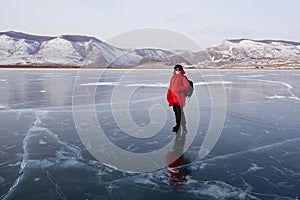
[167,64,189,133]
[165,132,190,186]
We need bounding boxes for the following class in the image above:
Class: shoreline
[0,65,300,70]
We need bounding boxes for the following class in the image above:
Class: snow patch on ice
[199,163,215,169]
[246,163,264,173]
[34,177,40,182]
[0,104,8,109]
[133,178,159,187]
[0,175,6,184]
[39,139,47,145]
[239,132,251,136]
[146,141,158,145]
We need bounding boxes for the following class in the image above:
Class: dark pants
[172,103,186,127]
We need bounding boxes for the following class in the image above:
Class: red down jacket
[167,69,190,106]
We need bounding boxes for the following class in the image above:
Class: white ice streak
[125,83,168,87]
[133,178,159,187]
[236,74,265,78]
[80,82,120,86]
[267,95,300,101]
[80,81,231,87]
[44,170,67,200]
[239,132,252,136]
[239,78,300,101]
[0,104,8,109]
[193,81,232,86]
[246,163,264,174]
[199,163,215,169]
[80,81,169,87]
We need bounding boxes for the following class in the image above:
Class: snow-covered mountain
[207,39,300,61]
[0,31,172,66]
[138,39,300,68]
[1,31,300,68]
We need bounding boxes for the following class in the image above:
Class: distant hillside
[0,31,172,67]
[1,31,300,68]
[139,39,300,68]
[208,39,300,61]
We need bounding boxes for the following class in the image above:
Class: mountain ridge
[0,31,172,66]
[227,38,300,46]
[1,31,300,68]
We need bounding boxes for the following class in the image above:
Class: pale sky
[1,0,300,48]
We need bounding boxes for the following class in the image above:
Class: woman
[167,64,190,132]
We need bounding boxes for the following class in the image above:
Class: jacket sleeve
[167,89,173,106]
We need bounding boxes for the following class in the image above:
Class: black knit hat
[174,64,183,70]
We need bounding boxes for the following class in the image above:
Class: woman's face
[174,69,181,74]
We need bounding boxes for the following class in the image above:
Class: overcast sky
[1,0,300,48]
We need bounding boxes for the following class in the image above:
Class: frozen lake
[0,69,299,200]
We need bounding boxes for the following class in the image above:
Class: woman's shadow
[165,130,191,186]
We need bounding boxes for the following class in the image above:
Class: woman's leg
[180,106,186,127]
[173,103,181,130]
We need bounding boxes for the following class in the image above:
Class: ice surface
[0,69,299,199]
